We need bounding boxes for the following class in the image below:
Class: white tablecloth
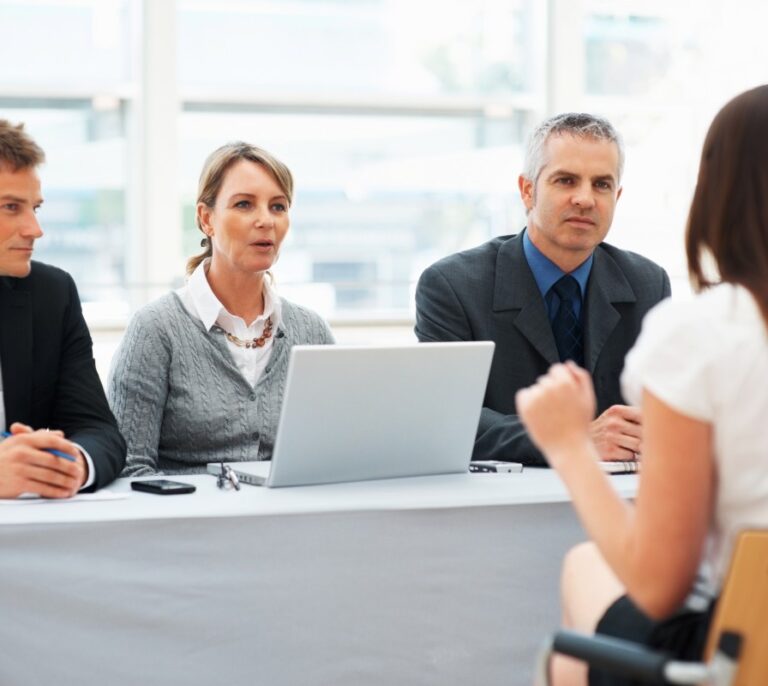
[0,470,637,686]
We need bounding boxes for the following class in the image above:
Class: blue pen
[1,430,77,462]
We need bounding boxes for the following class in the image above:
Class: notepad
[599,460,639,474]
[469,460,524,473]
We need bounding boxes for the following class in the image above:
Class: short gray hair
[522,112,624,184]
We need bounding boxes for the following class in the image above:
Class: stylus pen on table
[1,430,77,462]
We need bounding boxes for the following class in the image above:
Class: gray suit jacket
[414,232,671,465]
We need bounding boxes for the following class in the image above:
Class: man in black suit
[0,119,125,497]
[415,113,670,466]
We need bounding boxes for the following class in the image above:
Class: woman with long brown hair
[517,84,768,685]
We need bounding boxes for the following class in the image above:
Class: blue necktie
[550,275,584,366]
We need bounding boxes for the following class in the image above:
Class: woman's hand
[515,361,596,467]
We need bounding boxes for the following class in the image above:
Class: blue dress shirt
[522,229,593,322]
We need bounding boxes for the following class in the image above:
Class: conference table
[0,469,637,686]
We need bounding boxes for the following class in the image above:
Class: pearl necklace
[214,316,273,349]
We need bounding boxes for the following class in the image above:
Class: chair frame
[534,530,768,686]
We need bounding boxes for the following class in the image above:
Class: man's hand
[516,362,597,469]
[589,405,642,461]
[0,422,86,499]
[516,363,643,468]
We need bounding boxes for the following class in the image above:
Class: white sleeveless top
[621,283,768,590]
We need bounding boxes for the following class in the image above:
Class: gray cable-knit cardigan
[108,293,334,476]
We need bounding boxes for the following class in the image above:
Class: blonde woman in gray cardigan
[109,143,334,476]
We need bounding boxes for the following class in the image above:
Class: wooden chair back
[704,530,768,685]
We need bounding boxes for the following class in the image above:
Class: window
[176,0,544,319]
[6,0,768,326]
[0,0,134,320]
[577,0,768,293]
[179,109,528,318]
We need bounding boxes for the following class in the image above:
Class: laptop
[207,341,494,487]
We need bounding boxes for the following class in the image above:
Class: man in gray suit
[415,113,670,466]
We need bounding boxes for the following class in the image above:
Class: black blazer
[415,233,671,465]
[0,262,126,490]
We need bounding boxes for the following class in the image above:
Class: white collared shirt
[177,260,281,388]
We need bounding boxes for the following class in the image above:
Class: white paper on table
[0,489,129,505]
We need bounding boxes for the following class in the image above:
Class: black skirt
[587,594,715,686]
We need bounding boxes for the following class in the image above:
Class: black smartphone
[131,479,196,495]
